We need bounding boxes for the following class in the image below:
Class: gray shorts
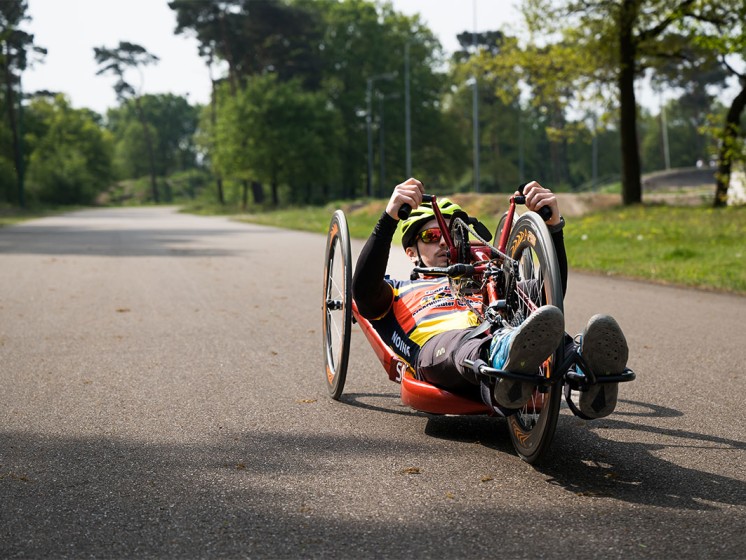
[416,328,491,394]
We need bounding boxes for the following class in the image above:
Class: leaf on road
[401,467,421,475]
[297,399,317,404]
[115,307,131,313]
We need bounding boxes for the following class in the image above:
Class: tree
[94,42,161,202]
[688,0,746,206]
[213,75,341,206]
[24,94,113,205]
[107,93,200,179]
[170,0,324,88]
[0,0,45,206]
[520,0,724,204]
[312,0,450,197]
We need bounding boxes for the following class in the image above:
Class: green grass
[0,206,81,228]
[565,205,746,293]
[225,200,746,295]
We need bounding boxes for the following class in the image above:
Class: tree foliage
[107,93,200,179]
[517,0,732,204]
[24,94,113,205]
[0,0,45,205]
[94,41,161,201]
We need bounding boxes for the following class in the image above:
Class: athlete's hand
[519,181,561,226]
[386,178,425,220]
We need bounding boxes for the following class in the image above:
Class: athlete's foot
[489,305,564,409]
[577,314,628,419]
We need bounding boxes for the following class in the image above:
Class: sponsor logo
[391,331,411,358]
[509,229,537,255]
[435,346,446,357]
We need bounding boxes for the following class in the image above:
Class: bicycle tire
[322,210,352,400]
[503,212,564,464]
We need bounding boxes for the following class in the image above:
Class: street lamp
[378,92,401,197]
[366,71,396,197]
[466,76,480,193]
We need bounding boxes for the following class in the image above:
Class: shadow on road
[335,392,745,514]
[0,225,274,257]
[534,399,746,510]
[2,410,745,558]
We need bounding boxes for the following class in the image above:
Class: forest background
[2,0,746,212]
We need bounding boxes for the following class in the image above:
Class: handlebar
[412,263,475,278]
[516,183,553,221]
[397,186,552,222]
[397,194,433,221]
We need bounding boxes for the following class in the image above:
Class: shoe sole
[579,315,628,419]
[494,306,564,409]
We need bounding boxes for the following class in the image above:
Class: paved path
[1,207,744,558]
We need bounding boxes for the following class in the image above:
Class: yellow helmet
[399,197,465,249]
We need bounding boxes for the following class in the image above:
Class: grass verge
[225,200,745,295]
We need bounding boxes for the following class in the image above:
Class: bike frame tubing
[426,195,459,264]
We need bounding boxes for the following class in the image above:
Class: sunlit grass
[565,205,746,293]
[225,201,746,294]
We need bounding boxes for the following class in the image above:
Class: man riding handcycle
[322,177,635,463]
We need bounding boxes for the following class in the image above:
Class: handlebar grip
[517,183,553,221]
[397,194,434,221]
[537,205,553,221]
[397,204,413,221]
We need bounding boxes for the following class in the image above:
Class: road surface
[1,207,744,558]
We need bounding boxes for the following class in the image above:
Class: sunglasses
[416,227,443,244]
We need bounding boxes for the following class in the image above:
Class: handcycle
[322,188,635,464]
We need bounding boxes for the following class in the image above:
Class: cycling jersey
[370,275,482,367]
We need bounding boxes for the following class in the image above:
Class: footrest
[463,358,551,388]
[566,367,636,386]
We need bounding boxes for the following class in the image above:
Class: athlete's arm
[353,179,426,319]
[521,181,568,295]
[352,212,397,319]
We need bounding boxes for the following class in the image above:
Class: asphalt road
[1,207,744,559]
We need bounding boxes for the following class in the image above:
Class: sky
[21,0,523,115]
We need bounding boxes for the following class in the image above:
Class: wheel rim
[504,213,564,463]
[323,211,351,399]
[325,236,345,375]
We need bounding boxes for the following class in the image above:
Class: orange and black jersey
[369,275,482,367]
[352,211,567,368]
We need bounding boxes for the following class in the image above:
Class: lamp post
[405,42,411,177]
[367,72,396,197]
[470,0,480,192]
[16,75,25,208]
[378,92,401,197]
[466,76,480,193]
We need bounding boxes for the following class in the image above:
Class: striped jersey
[370,276,482,368]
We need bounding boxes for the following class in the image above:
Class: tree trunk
[134,96,159,203]
[251,181,264,205]
[714,83,746,207]
[2,49,22,206]
[618,0,643,205]
[216,176,225,206]
[270,167,279,206]
[209,68,225,205]
[241,180,249,211]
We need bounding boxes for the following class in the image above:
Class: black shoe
[578,314,628,419]
[489,305,564,408]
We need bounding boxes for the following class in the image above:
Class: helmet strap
[409,245,425,281]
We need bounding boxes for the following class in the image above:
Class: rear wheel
[504,212,564,464]
[322,210,352,400]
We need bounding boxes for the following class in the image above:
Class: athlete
[352,177,629,418]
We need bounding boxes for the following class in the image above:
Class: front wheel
[322,210,352,400]
[503,212,564,464]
